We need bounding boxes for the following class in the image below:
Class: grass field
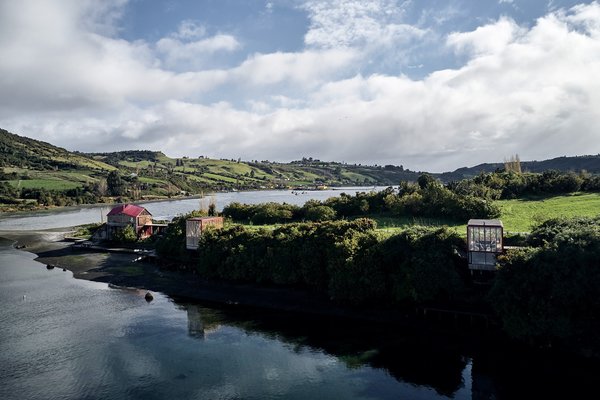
[347,193,600,235]
[497,192,600,232]
[203,193,600,239]
[8,179,81,191]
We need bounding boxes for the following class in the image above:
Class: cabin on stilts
[186,216,224,250]
[467,219,504,272]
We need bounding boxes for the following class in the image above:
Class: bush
[304,205,336,221]
[490,218,600,352]
[112,225,137,243]
[193,219,466,308]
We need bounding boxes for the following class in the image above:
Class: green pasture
[497,192,600,232]
[7,179,81,191]
[374,193,600,234]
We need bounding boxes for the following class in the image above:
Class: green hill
[86,151,423,192]
[0,128,115,172]
[0,128,421,209]
[0,128,116,203]
[2,127,599,211]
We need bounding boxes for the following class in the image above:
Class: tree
[113,225,137,243]
[93,178,108,196]
[304,205,336,221]
[504,154,522,173]
[107,170,125,196]
[490,218,600,350]
[417,173,437,189]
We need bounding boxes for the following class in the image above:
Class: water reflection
[176,300,600,399]
[186,305,204,338]
[3,239,600,399]
[177,301,470,396]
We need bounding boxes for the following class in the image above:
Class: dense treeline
[156,208,600,355]
[222,201,336,224]
[449,170,600,200]
[188,219,467,306]
[223,177,500,223]
[0,169,174,207]
[490,217,600,354]
[0,185,102,207]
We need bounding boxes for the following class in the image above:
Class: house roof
[468,219,503,227]
[188,216,223,222]
[107,204,150,218]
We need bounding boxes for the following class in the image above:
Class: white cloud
[447,17,525,56]
[172,20,207,40]
[155,19,241,70]
[1,1,600,172]
[231,49,358,86]
[156,34,241,69]
[302,0,426,59]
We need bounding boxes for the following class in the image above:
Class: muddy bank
[0,229,415,325]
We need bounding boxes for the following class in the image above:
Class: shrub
[490,218,600,352]
[113,225,137,243]
[304,205,336,221]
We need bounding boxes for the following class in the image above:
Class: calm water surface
[1,190,599,399]
[0,240,472,400]
[0,187,385,230]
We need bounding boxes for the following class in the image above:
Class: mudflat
[0,228,374,322]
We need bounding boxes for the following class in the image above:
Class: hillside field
[370,193,600,234]
[497,192,600,232]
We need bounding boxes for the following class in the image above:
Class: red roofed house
[106,204,154,240]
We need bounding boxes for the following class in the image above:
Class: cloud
[156,34,241,69]
[231,49,358,86]
[1,1,600,172]
[303,0,421,48]
[447,17,525,56]
[155,19,241,70]
[172,20,207,40]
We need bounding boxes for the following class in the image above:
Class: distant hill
[3,127,599,201]
[85,151,424,190]
[0,128,114,172]
[0,129,422,204]
[439,155,600,181]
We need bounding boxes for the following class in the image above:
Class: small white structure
[467,219,504,271]
[186,216,224,250]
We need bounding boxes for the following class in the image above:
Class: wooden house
[106,204,154,240]
[467,219,504,271]
[186,216,224,250]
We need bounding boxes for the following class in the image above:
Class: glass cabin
[186,217,224,250]
[467,219,503,271]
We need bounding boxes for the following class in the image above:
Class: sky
[1,0,599,172]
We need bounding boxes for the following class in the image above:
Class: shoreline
[0,193,206,216]
[0,228,394,321]
[5,227,600,362]
[0,228,496,334]
[0,186,383,216]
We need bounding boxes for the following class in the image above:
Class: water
[0,240,472,400]
[1,190,599,398]
[0,187,386,230]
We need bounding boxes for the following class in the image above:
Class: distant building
[467,219,504,271]
[106,204,154,240]
[186,216,224,250]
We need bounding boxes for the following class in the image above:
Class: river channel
[0,187,385,230]
[0,189,598,399]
